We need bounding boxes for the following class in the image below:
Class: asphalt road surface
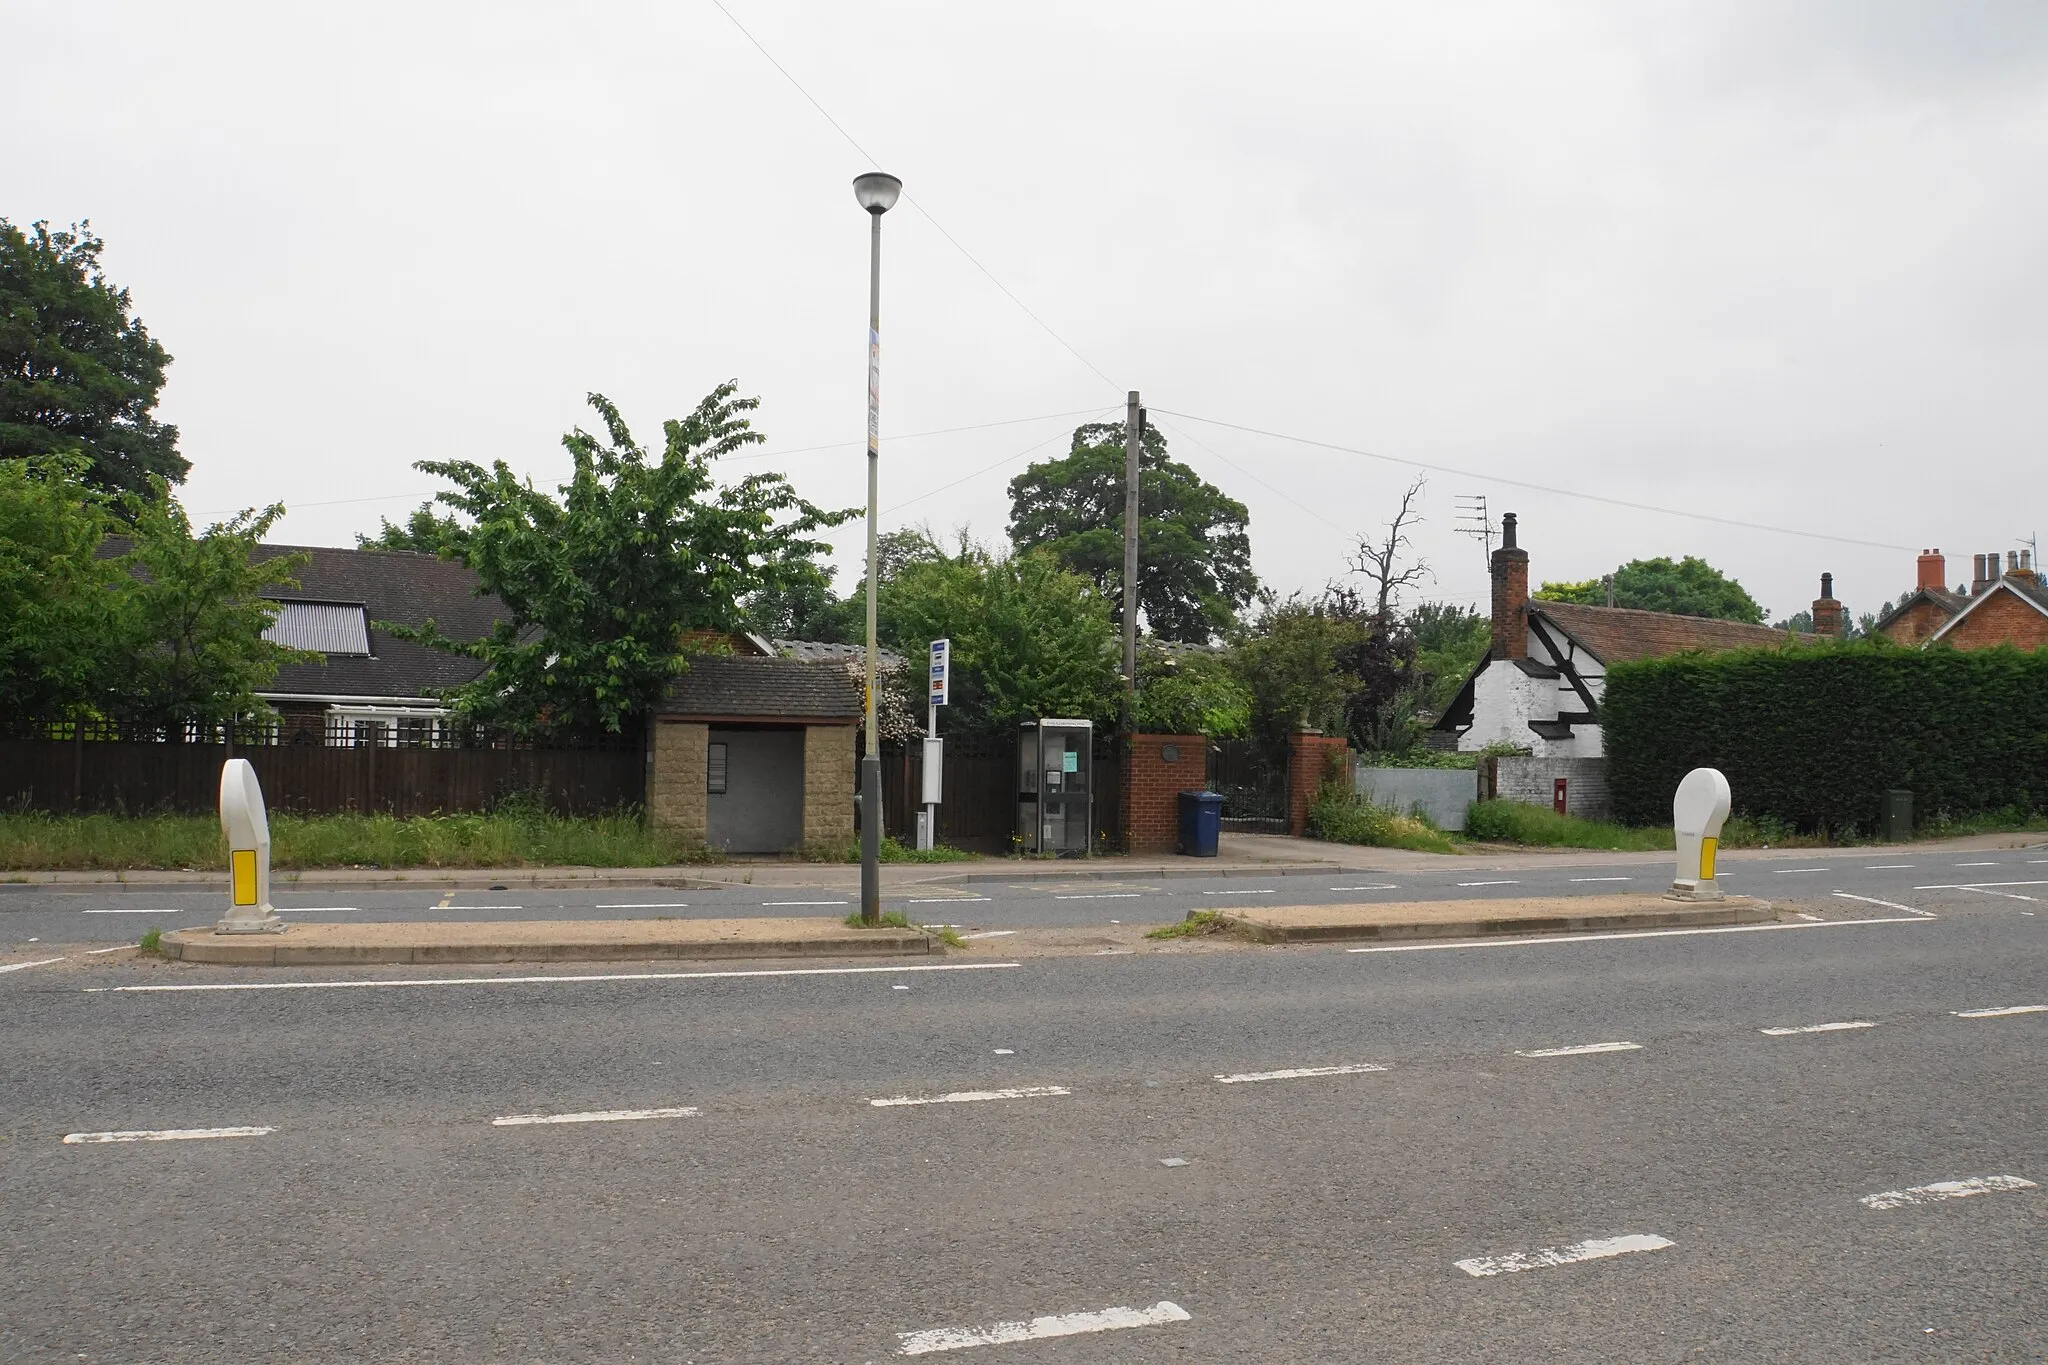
[5,846,2047,947]
[4,893,2043,1361]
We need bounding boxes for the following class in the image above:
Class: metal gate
[1206,739,1288,834]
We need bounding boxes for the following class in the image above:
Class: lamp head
[852,171,902,215]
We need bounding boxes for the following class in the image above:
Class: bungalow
[1434,514,1813,757]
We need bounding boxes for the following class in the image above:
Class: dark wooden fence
[880,732,1124,853]
[2,724,642,817]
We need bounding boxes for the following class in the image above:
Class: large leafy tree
[1407,600,1491,717]
[879,539,1119,733]
[1537,556,1766,623]
[395,384,852,738]
[1007,422,1257,644]
[1,220,186,495]
[0,455,127,720]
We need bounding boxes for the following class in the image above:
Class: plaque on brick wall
[1161,744,1181,763]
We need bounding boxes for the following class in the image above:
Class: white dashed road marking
[1760,1021,1877,1035]
[596,903,690,910]
[1775,867,1831,874]
[1954,861,2002,867]
[957,930,1016,940]
[0,957,67,974]
[869,1086,1070,1108]
[492,1106,698,1126]
[1457,880,1519,887]
[1952,1005,2048,1018]
[1329,884,1399,891]
[1200,889,1275,896]
[1865,864,1914,869]
[63,1126,274,1144]
[1455,1233,1674,1277]
[1214,1063,1387,1084]
[1916,880,2048,890]
[275,907,359,914]
[1860,1176,2036,1210]
[1516,1042,1642,1057]
[1053,893,1142,900]
[1570,877,1631,883]
[896,1301,1190,1355]
[1831,891,1936,916]
[81,907,191,915]
[762,900,847,906]
[909,897,991,904]
[91,961,1023,993]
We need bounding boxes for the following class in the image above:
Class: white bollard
[217,758,283,934]
[1669,767,1732,900]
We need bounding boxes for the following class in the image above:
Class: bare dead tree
[1348,476,1432,621]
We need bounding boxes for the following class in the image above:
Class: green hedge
[1604,642,2048,833]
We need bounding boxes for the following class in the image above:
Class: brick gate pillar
[1286,730,1350,836]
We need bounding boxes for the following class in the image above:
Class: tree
[879,539,1119,733]
[1,220,186,495]
[358,502,469,557]
[393,384,852,738]
[1226,592,1373,762]
[106,484,308,732]
[1134,644,1251,738]
[1407,600,1491,717]
[1007,422,1257,644]
[0,455,127,721]
[1347,477,1431,621]
[1536,556,1765,623]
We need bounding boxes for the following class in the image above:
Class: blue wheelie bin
[1178,790,1225,857]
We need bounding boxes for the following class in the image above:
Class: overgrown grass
[1146,909,1229,940]
[805,836,976,864]
[1307,786,1461,854]
[0,808,723,871]
[1462,800,1674,851]
[137,928,163,955]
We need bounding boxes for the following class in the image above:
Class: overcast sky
[8,1,2045,624]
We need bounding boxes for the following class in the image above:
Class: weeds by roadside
[806,837,975,864]
[1146,910,1231,940]
[1462,801,1674,851]
[840,909,964,947]
[1307,784,1460,854]
[137,928,163,955]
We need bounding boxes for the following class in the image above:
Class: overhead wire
[881,407,1119,516]
[707,0,1123,394]
[1155,409,1920,554]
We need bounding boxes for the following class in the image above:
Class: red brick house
[1874,548,2048,651]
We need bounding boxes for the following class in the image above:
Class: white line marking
[1775,867,1831,874]
[958,930,1017,940]
[62,1126,274,1144]
[896,1300,1190,1355]
[1214,1063,1387,1084]
[491,1106,698,1126]
[909,897,991,903]
[2030,858,2048,864]
[1200,889,1275,895]
[1570,876,1632,883]
[1516,1041,1641,1057]
[275,907,359,914]
[1831,891,1936,916]
[81,907,192,914]
[595,903,690,910]
[1455,1233,1673,1277]
[869,1085,1070,1108]
[1345,916,1933,953]
[761,900,847,906]
[1159,1156,1189,1167]
[90,962,1023,993]
[1955,861,2002,867]
[1952,1005,2048,1018]
[1865,864,1914,869]
[1053,893,1142,900]
[1458,880,1519,887]
[1793,911,1824,922]
[448,904,522,910]
[1329,884,1399,891]
[0,956,66,974]
[992,1048,1014,1055]
[1860,1175,2036,1209]
[1916,880,2048,889]
[1760,1021,1877,1035]
[85,945,129,954]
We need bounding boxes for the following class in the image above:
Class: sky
[7,1,2046,626]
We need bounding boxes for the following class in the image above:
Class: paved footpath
[3,889,2043,1361]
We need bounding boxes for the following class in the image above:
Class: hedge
[1603,641,2048,833]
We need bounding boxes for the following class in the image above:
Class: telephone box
[1016,719,1093,856]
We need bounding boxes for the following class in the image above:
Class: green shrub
[1307,783,1458,853]
[1605,641,2048,833]
[1463,800,1672,851]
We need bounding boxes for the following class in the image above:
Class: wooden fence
[880,732,1124,853]
[1,735,643,817]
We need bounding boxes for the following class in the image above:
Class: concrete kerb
[158,917,942,967]
[1209,894,1775,945]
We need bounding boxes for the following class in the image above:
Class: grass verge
[0,809,723,871]
[806,837,974,864]
[1462,800,1674,851]
[1307,786,1460,854]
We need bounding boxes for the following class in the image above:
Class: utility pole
[852,170,902,928]
[1121,391,1142,725]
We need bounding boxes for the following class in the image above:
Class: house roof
[253,545,508,702]
[1927,574,2048,643]
[1874,586,1966,635]
[772,638,908,670]
[656,655,862,721]
[1532,601,1808,663]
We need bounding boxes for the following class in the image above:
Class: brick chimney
[1916,548,1945,592]
[1811,573,1844,638]
[1489,512,1529,661]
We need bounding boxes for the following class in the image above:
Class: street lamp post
[853,170,901,928]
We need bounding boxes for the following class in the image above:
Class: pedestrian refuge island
[1669,767,1731,900]
[217,758,284,933]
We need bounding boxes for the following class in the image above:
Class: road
[3,889,2044,1361]
[5,844,2047,947]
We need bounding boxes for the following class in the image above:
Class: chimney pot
[1811,573,1845,638]
[1500,512,1518,550]
[1820,572,1834,600]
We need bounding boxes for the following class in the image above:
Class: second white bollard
[1669,767,1732,900]
[217,758,284,933]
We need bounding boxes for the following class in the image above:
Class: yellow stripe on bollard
[1699,836,1718,882]
[231,849,258,906]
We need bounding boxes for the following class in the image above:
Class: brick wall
[1121,733,1208,854]
[272,702,327,745]
[1490,755,1611,820]
[803,723,856,846]
[1945,585,2048,650]
[647,719,708,839]
[1880,598,1955,647]
[1287,733,1350,835]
